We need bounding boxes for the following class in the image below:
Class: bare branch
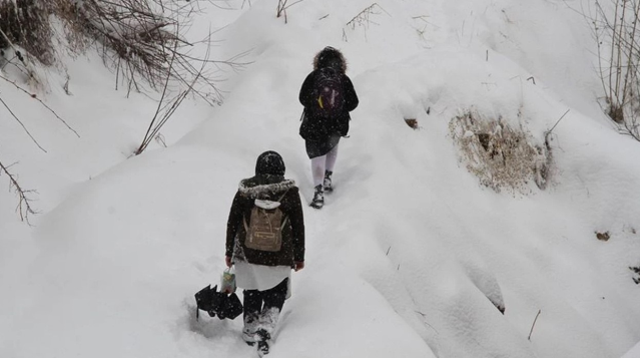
[277,0,305,23]
[134,20,218,155]
[547,109,571,135]
[346,3,389,28]
[50,0,242,105]
[528,310,542,341]
[0,75,79,137]
[587,0,640,140]
[0,96,47,153]
[135,34,179,155]
[0,159,38,224]
[343,3,389,41]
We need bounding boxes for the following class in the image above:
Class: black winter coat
[298,70,359,141]
[226,175,305,267]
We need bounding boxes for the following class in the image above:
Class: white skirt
[234,261,291,292]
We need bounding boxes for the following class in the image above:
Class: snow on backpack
[243,194,288,252]
[313,67,344,117]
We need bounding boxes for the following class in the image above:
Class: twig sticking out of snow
[0,75,79,138]
[528,309,541,341]
[0,160,38,224]
[343,3,389,42]
[276,0,305,24]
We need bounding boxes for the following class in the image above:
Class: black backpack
[311,67,344,118]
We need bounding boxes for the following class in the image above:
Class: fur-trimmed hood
[238,177,296,199]
[313,46,347,73]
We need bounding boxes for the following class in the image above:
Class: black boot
[323,170,333,192]
[242,315,257,346]
[256,329,271,356]
[310,185,324,209]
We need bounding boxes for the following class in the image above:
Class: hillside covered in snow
[2,0,640,357]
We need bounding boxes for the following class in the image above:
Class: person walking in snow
[225,150,305,356]
[299,46,359,209]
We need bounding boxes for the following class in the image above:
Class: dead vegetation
[0,0,55,66]
[449,109,552,194]
[596,231,611,241]
[630,265,640,284]
[276,0,305,23]
[0,160,37,224]
[404,118,418,129]
[591,0,640,141]
[1,0,246,221]
[342,3,389,42]
[1,0,247,102]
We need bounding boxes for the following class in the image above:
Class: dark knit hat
[255,151,285,176]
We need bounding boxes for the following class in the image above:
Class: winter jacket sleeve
[299,72,317,109]
[225,190,245,258]
[343,75,359,112]
[287,188,305,263]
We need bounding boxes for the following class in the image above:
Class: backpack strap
[277,190,289,202]
[276,190,290,230]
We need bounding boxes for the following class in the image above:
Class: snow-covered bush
[0,0,54,66]
[1,0,229,100]
[57,0,193,93]
[1,0,236,219]
[449,109,552,194]
[592,0,640,141]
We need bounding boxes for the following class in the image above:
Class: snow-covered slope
[2,0,640,358]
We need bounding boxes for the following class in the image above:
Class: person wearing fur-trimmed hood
[299,46,359,209]
[225,151,305,356]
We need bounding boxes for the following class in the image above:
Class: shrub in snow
[1,0,229,102]
[591,0,640,141]
[0,0,54,66]
[1,0,236,218]
[56,0,189,92]
[449,109,552,194]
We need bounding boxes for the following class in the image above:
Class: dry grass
[0,0,55,66]
[592,0,640,141]
[449,109,552,194]
[1,0,241,103]
[55,0,216,100]
[1,0,244,220]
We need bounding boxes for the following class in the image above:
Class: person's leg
[243,289,264,345]
[325,142,339,173]
[255,279,289,354]
[324,143,339,191]
[261,278,288,320]
[310,155,326,188]
[310,156,325,208]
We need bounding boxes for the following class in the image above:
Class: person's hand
[294,261,305,272]
[225,256,232,268]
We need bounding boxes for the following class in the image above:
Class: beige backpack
[243,194,288,252]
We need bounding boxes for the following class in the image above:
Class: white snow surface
[2,0,640,357]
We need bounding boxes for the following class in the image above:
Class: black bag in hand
[195,285,225,320]
[217,292,243,320]
[194,285,242,320]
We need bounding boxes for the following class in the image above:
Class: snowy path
[2,1,640,358]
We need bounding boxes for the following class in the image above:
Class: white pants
[310,143,339,187]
